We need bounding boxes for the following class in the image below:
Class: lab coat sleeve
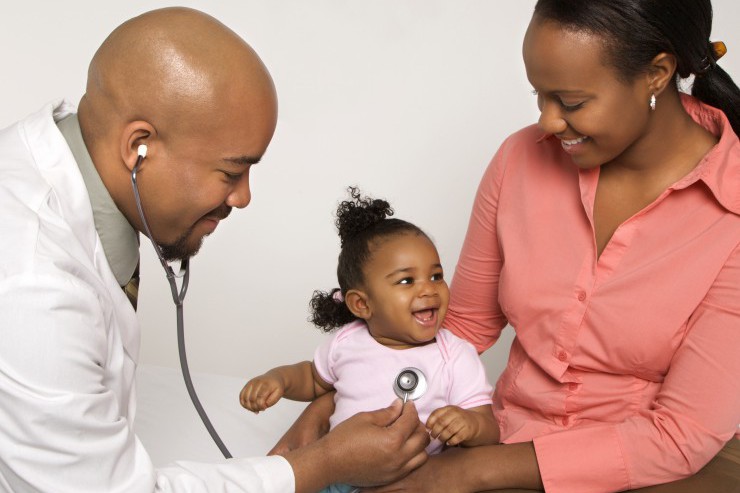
[0,271,295,492]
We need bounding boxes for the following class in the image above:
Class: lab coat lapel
[22,100,141,362]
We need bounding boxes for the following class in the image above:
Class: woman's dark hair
[309,186,428,332]
[533,0,739,135]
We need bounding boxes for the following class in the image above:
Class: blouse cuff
[533,425,630,493]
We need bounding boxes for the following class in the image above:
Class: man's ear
[120,120,156,172]
[647,52,677,98]
[345,289,371,319]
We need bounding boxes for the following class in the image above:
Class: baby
[241,187,497,492]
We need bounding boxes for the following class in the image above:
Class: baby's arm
[240,361,333,413]
[426,404,499,447]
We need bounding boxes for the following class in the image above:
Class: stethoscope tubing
[131,154,232,459]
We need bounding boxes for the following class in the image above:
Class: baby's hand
[425,405,479,446]
[240,374,284,413]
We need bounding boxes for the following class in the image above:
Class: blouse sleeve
[445,140,511,353]
[534,244,740,493]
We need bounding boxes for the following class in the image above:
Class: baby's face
[361,232,449,349]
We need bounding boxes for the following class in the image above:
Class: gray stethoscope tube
[131,144,232,459]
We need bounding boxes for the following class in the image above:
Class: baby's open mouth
[413,308,437,325]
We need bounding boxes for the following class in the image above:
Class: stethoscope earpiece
[393,367,427,402]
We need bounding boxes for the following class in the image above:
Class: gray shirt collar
[57,113,139,286]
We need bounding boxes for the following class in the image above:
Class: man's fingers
[390,400,420,431]
[365,398,404,427]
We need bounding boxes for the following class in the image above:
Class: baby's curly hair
[309,186,428,332]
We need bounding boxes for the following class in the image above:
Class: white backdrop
[2,1,738,388]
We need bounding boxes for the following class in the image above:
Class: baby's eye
[398,277,414,285]
[431,272,444,282]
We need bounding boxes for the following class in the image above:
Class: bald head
[81,7,276,145]
[77,7,278,251]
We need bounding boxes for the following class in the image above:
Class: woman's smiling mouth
[560,135,590,153]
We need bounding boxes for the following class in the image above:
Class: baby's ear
[345,289,371,319]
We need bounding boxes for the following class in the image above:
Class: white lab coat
[0,102,294,492]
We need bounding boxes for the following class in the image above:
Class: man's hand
[284,399,431,493]
[239,374,284,413]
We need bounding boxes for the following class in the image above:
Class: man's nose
[226,173,252,209]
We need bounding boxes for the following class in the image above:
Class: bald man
[0,7,428,493]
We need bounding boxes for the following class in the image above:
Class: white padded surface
[134,364,306,466]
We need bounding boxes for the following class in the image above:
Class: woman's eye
[560,100,584,111]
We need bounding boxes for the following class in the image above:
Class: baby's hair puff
[309,186,428,332]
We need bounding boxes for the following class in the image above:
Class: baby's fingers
[430,419,455,442]
[263,387,283,408]
[425,406,457,436]
[240,381,273,412]
[442,422,468,446]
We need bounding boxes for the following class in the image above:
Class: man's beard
[158,205,231,261]
[159,225,202,261]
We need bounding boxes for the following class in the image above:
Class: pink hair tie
[332,290,344,303]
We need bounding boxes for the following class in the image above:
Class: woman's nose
[538,101,568,135]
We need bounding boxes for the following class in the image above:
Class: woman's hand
[360,447,472,493]
[268,390,335,455]
[361,442,544,492]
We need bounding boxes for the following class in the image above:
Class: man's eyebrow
[223,155,262,166]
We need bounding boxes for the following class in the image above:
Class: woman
[274,1,740,491]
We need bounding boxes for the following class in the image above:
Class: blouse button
[568,383,578,391]
[577,291,587,301]
[557,351,568,362]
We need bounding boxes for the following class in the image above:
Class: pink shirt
[445,95,740,493]
[313,321,493,454]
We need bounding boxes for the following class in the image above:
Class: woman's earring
[649,93,657,111]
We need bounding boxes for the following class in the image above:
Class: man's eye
[222,171,242,182]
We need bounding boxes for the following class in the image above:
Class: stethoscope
[131,144,232,459]
[393,367,428,403]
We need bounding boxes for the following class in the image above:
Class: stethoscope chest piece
[393,367,427,402]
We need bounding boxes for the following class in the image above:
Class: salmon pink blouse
[445,95,740,493]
